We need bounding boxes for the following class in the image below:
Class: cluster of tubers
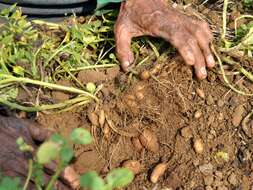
[129,129,166,183]
[88,109,110,139]
[139,64,162,80]
[132,129,160,153]
[86,85,206,184]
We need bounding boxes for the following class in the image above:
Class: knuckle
[187,38,198,46]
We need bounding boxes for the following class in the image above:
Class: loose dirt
[36,56,253,190]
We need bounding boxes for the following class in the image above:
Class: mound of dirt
[37,56,253,190]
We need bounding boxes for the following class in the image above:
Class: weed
[0,6,118,112]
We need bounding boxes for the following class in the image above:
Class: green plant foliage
[80,172,106,190]
[50,133,67,146]
[16,137,34,152]
[80,168,134,190]
[70,128,92,145]
[60,146,74,163]
[243,0,253,8]
[36,141,60,164]
[86,82,96,94]
[106,168,134,189]
[0,176,22,190]
[33,162,45,187]
[0,6,118,112]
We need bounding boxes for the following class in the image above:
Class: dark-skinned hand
[114,0,215,79]
[0,115,79,190]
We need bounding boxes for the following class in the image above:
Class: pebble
[212,179,223,187]
[207,115,215,126]
[217,185,228,190]
[181,127,192,140]
[210,129,216,136]
[205,186,213,190]
[193,159,200,167]
[206,95,214,105]
[204,175,214,186]
[207,72,216,82]
[214,171,223,179]
[196,88,205,99]
[193,138,204,154]
[194,111,202,119]
[217,100,225,107]
[228,172,237,186]
[232,105,245,127]
[199,163,213,175]
[207,134,214,140]
[218,113,224,121]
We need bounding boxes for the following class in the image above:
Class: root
[106,118,139,138]
[91,125,106,161]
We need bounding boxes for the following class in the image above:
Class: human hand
[114,0,215,79]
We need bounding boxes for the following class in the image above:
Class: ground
[1,0,253,189]
[36,55,253,190]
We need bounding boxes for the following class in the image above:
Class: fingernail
[207,55,215,67]
[122,61,130,71]
[199,67,207,78]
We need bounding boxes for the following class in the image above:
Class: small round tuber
[122,160,142,175]
[193,138,204,154]
[140,70,151,80]
[139,129,159,153]
[103,123,110,139]
[132,137,144,152]
[88,111,99,126]
[196,88,205,99]
[135,91,144,100]
[134,83,145,92]
[150,64,162,75]
[150,163,167,183]
[99,109,105,127]
[194,110,202,119]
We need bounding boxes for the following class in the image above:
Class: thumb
[114,23,135,72]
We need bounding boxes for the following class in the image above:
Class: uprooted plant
[0,5,118,112]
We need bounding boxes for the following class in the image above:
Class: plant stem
[0,74,97,101]
[222,56,253,82]
[211,44,253,96]
[23,159,33,190]
[56,59,85,89]
[53,64,116,76]
[45,162,64,190]
[0,97,90,112]
[44,42,73,67]
[222,0,228,42]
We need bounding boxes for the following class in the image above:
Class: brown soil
[36,56,253,190]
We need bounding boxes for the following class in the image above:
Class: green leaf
[0,176,22,190]
[70,128,92,145]
[50,134,67,146]
[106,168,134,189]
[86,82,96,94]
[80,172,105,190]
[16,137,24,146]
[0,87,18,100]
[60,146,74,163]
[13,66,24,76]
[36,141,60,164]
[33,162,45,187]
